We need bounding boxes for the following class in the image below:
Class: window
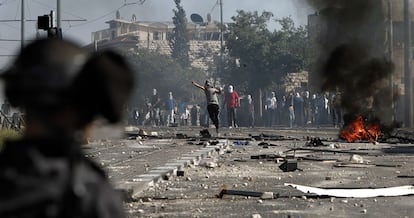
[154,31,160,40]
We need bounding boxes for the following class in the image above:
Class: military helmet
[2,39,134,123]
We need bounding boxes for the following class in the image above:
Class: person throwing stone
[192,80,222,135]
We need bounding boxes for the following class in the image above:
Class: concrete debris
[279,159,298,172]
[199,157,218,168]
[350,154,364,164]
[260,192,274,200]
[326,143,346,149]
[252,214,262,218]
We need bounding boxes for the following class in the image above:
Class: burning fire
[340,115,381,143]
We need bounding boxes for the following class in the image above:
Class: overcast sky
[0,0,315,68]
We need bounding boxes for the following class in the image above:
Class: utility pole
[388,0,394,122]
[216,0,223,86]
[57,0,61,28]
[220,0,223,54]
[20,0,25,49]
[404,0,413,127]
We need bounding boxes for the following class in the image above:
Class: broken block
[279,159,297,172]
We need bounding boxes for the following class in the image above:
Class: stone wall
[137,40,221,71]
[284,71,309,93]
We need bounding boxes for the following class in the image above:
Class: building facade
[90,12,223,72]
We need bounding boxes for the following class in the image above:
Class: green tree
[223,10,274,94]
[169,0,190,68]
[125,48,204,109]
[223,11,309,94]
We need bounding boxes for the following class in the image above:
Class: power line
[124,0,146,6]
[0,19,85,22]
[0,21,19,29]
[69,5,124,28]
[210,0,219,14]
[1,1,143,30]
[68,1,146,29]
[0,0,17,6]
[0,38,21,41]
[32,0,86,20]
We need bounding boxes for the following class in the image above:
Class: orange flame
[340,115,381,143]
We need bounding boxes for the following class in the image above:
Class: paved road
[85,125,414,218]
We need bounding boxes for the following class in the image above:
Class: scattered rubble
[349,154,364,164]
[198,157,218,168]
[114,127,414,216]
[279,159,298,172]
[305,137,325,147]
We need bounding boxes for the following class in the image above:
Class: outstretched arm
[215,87,223,94]
[192,81,205,90]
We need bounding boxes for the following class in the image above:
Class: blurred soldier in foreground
[0,39,134,217]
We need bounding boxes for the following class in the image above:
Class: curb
[116,139,229,201]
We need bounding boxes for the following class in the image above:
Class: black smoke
[307,0,396,126]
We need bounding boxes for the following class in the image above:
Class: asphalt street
[85,125,414,218]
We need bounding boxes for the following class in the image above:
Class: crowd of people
[261,90,343,128]
[129,83,344,129]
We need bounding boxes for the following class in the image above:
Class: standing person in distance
[166,91,175,126]
[225,85,240,128]
[246,94,255,128]
[192,80,223,135]
[150,88,161,126]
